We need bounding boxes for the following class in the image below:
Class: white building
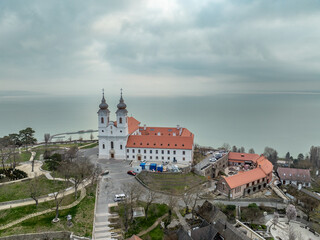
[98,92,194,164]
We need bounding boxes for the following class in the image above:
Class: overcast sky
[1,0,320,97]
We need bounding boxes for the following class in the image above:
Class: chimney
[179,128,182,136]
[177,124,180,130]
[157,132,161,136]
[144,124,146,130]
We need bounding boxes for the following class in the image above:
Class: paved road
[83,148,135,240]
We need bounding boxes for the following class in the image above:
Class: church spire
[117,88,127,110]
[99,88,109,110]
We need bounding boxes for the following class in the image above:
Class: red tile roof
[277,167,311,183]
[126,130,194,149]
[128,117,140,135]
[228,152,260,163]
[224,156,273,189]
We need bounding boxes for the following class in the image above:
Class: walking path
[0,186,87,230]
[137,213,168,237]
[174,208,190,232]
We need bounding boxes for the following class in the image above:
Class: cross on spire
[120,88,123,97]
[102,88,104,97]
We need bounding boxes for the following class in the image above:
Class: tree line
[0,127,37,169]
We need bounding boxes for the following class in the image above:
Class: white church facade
[98,92,194,164]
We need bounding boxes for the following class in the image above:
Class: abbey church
[97,92,194,164]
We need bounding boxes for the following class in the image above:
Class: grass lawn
[141,225,164,240]
[117,202,169,238]
[81,142,98,149]
[0,175,70,203]
[19,152,32,162]
[0,188,96,238]
[137,172,207,195]
[0,191,79,227]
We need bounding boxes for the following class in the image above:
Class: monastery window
[257,179,260,184]
[252,181,254,186]
[111,141,114,149]
[168,157,170,160]
[156,150,158,154]
[133,143,136,145]
[147,143,149,146]
[173,151,176,155]
[120,145,123,150]
[175,144,177,146]
[101,117,104,124]
[162,156,164,160]
[127,155,129,158]
[168,144,170,146]
[133,149,135,153]
[103,144,105,149]
[120,130,122,133]
[183,157,185,161]
[127,149,129,153]
[156,156,158,160]
[144,156,146,159]
[140,143,142,145]
[160,144,163,146]
[138,149,141,153]
[182,151,185,155]
[167,150,170,154]
[246,183,249,188]
[119,117,122,124]
[150,156,152,159]
[102,130,104,132]
[161,150,164,154]
[154,143,156,146]
[144,150,146,154]
[150,150,152,154]
[182,144,184,147]
[132,155,135,159]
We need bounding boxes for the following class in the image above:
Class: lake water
[0,93,319,157]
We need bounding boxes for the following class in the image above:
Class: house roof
[128,117,141,135]
[126,235,143,240]
[256,155,273,175]
[277,167,311,183]
[191,225,218,240]
[214,219,250,240]
[228,152,260,163]
[126,133,194,150]
[197,200,227,224]
[224,168,267,189]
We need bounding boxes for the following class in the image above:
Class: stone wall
[0,231,71,240]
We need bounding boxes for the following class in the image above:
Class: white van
[114,194,126,202]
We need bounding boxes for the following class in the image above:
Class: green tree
[19,127,37,149]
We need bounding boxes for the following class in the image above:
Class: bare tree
[221,143,230,151]
[286,204,297,223]
[52,181,66,222]
[145,189,158,219]
[240,147,245,153]
[264,147,278,165]
[44,133,50,146]
[248,148,255,154]
[121,182,142,224]
[29,175,41,206]
[300,196,319,221]
[190,187,202,219]
[167,194,177,224]
[182,191,192,215]
[90,133,94,141]
[69,157,93,200]
[272,212,279,230]
[288,226,297,240]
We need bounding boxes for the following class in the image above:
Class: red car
[127,170,136,176]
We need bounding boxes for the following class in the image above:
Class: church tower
[116,89,128,136]
[98,90,110,158]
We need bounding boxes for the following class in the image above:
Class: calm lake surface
[0,93,319,157]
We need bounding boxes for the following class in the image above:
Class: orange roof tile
[256,155,273,175]
[228,152,260,163]
[126,131,194,150]
[128,117,140,135]
[224,168,266,189]
[224,156,273,189]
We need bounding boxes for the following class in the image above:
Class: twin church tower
[97,90,194,164]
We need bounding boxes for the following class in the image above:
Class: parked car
[114,194,126,202]
[209,158,217,162]
[127,170,136,176]
[101,170,109,176]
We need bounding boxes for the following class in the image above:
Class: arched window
[111,141,114,149]
[101,117,104,124]
[119,117,122,124]
[102,144,105,149]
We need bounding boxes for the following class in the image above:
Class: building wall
[126,147,192,164]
